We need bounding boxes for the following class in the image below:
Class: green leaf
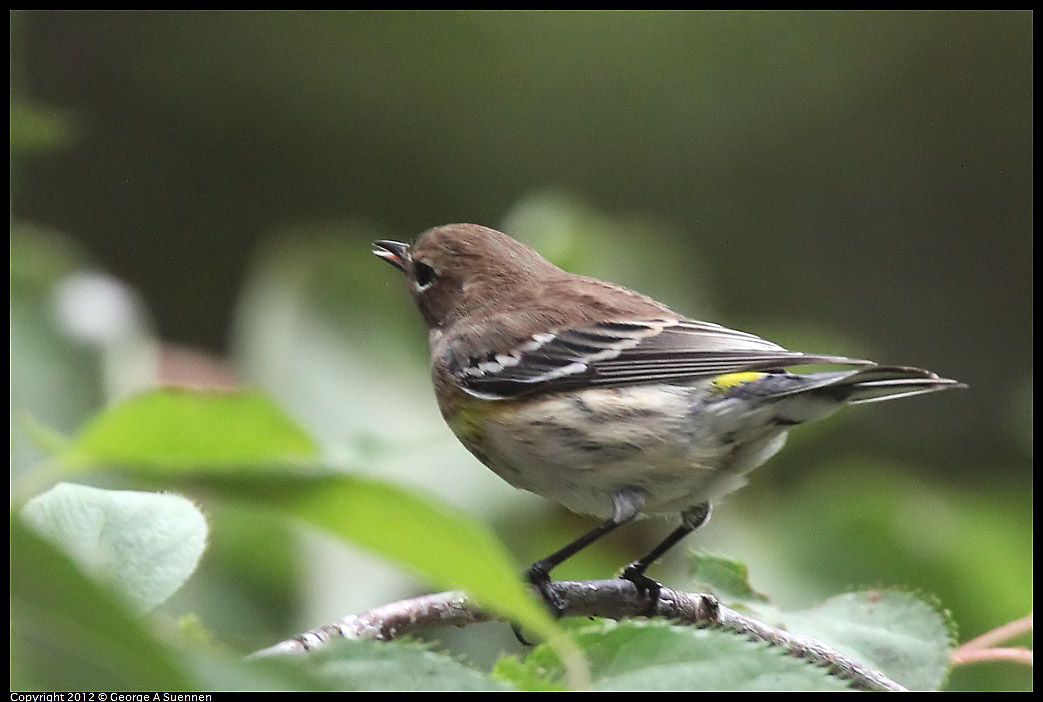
[55,388,573,680]
[688,550,768,604]
[11,513,351,692]
[61,389,319,469]
[10,514,192,690]
[20,483,208,612]
[492,654,567,692]
[521,620,854,691]
[198,472,562,645]
[787,590,956,692]
[10,100,71,155]
[10,225,106,477]
[687,553,955,691]
[301,638,513,691]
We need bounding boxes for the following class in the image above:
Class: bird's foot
[621,562,663,617]
[524,563,566,617]
[512,563,565,646]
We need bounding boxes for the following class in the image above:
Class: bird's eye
[414,261,437,291]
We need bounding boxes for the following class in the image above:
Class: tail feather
[754,365,964,426]
[826,365,966,405]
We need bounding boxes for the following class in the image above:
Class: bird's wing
[444,318,873,400]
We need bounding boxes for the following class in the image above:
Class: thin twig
[950,614,1033,669]
[250,579,907,692]
[956,614,1032,652]
[951,647,1033,667]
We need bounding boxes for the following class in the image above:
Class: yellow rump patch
[711,371,768,393]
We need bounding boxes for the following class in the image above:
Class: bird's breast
[437,380,789,519]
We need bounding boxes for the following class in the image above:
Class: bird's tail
[774,365,966,405]
[833,366,965,404]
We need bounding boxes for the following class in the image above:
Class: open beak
[372,240,410,272]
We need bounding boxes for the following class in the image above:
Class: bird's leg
[513,516,628,646]
[512,494,644,645]
[524,517,624,616]
[620,525,692,605]
[523,490,645,616]
[621,502,711,615]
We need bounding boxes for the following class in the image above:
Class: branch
[956,614,1032,652]
[951,647,1033,667]
[250,579,907,692]
[951,614,1033,668]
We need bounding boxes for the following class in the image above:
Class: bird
[372,223,963,614]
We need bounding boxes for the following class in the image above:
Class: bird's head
[373,223,557,329]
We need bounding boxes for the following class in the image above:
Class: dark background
[11,11,1032,691]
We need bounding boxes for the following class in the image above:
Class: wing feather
[446,318,871,400]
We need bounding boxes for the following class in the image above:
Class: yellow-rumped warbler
[373,223,963,611]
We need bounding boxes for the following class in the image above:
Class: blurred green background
[11,11,1031,691]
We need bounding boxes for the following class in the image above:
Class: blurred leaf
[21,483,208,612]
[204,501,300,607]
[10,225,159,487]
[686,550,955,691]
[521,619,853,691]
[56,388,564,654]
[10,100,71,155]
[714,462,1029,692]
[159,501,302,650]
[176,613,222,650]
[50,271,159,401]
[10,514,192,690]
[61,388,319,469]
[10,225,106,476]
[10,519,328,693]
[233,225,522,517]
[491,654,567,692]
[501,192,710,317]
[201,472,564,648]
[10,224,87,287]
[752,463,1031,646]
[183,650,328,693]
[687,550,768,604]
[25,379,573,684]
[300,638,513,692]
[787,590,956,692]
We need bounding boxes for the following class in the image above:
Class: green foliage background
[11,11,1031,691]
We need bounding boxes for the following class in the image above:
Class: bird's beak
[372,240,410,273]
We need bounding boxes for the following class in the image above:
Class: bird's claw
[512,564,567,646]
[524,564,566,617]
[621,562,663,617]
